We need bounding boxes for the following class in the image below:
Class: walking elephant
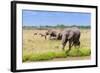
[61,27,80,52]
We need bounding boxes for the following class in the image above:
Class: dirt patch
[24,56,91,63]
[51,56,91,61]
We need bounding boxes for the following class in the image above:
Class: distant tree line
[23,24,90,30]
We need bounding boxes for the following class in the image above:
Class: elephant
[39,30,56,40]
[46,29,57,40]
[46,29,64,40]
[45,29,63,40]
[61,27,80,52]
[56,32,62,40]
[39,30,55,40]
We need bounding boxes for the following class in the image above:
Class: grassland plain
[22,29,91,62]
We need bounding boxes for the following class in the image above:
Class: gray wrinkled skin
[61,27,80,51]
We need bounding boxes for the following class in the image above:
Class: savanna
[22,27,91,62]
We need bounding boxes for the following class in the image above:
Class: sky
[22,10,91,26]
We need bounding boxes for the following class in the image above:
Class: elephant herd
[34,27,81,52]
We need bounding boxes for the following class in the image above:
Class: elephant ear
[68,31,74,40]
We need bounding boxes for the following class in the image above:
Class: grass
[67,48,91,57]
[23,52,54,62]
[23,48,91,62]
[23,51,66,62]
[22,29,91,62]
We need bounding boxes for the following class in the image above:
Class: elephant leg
[61,34,68,51]
[71,41,74,47]
[74,41,80,48]
[73,41,80,56]
[67,32,74,52]
[77,41,80,56]
[78,41,80,48]
[62,39,68,51]
[62,42,66,51]
[65,40,72,55]
[69,40,72,51]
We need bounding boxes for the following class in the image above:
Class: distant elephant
[61,27,80,52]
[46,29,63,40]
[56,32,62,40]
[46,29,57,40]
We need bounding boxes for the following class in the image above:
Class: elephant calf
[61,27,80,52]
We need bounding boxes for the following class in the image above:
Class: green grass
[23,52,54,62]
[67,48,91,57]
[23,51,66,62]
[23,48,91,62]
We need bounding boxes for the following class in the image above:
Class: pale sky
[22,10,91,26]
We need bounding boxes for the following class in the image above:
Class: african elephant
[46,29,63,40]
[56,32,62,40]
[61,27,80,52]
[46,30,57,40]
